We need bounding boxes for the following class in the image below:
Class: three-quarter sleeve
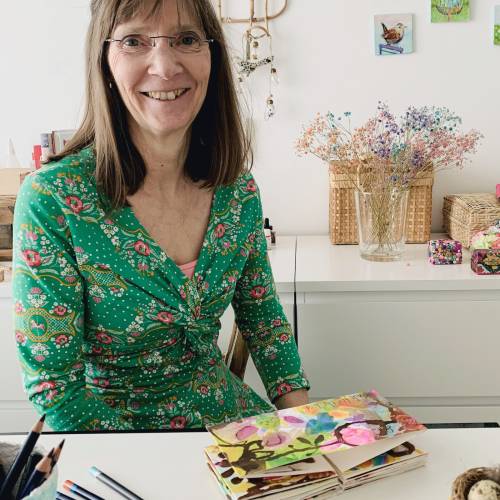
[232,179,310,403]
[13,174,130,431]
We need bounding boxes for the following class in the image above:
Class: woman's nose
[146,41,184,80]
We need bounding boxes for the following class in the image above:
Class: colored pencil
[51,439,66,469]
[18,448,54,499]
[63,480,105,500]
[15,452,43,499]
[89,466,144,500]
[0,414,45,498]
[56,491,76,500]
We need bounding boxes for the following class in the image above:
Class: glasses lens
[173,31,202,52]
[120,34,151,53]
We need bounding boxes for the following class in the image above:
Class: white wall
[1,0,498,234]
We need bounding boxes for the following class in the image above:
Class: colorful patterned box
[471,249,500,275]
[470,220,500,275]
[428,239,462,265]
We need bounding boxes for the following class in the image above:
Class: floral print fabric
[13,147,309,431]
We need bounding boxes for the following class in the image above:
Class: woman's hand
[274,389,309,410]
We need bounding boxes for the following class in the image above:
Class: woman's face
[107,1,211,142]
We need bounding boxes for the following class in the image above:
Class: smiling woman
[12,0,309,432]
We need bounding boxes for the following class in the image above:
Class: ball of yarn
[468,479,500,500]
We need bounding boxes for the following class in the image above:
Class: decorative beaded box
[428,239,462,265]
[470,220,500,275]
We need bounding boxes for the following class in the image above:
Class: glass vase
[354,188,409,262]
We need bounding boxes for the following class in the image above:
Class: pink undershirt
[178,259,197,279]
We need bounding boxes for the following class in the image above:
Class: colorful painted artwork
[374,14,413,56]
[207,391,426,476]
[205,442,427,499]
[495,6,500,45]
[431,0,470,23]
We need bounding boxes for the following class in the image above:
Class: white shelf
[296,235,500,293]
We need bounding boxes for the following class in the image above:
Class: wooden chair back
[224,322,250,380]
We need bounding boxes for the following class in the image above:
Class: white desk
[1,429,498,499]
[295,236,500,424]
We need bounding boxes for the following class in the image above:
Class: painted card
[374,14,413,56]
[495,6,500,45]
[207,391,426,476]
[431,0,471,23]
[205,445,340,500]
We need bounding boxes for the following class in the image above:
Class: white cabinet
[296,236,500,424]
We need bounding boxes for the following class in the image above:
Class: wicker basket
[328,170,434,244]
[443,193,500,248]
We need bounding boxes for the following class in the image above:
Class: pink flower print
[74,247,84,254]
[223,241,230,248]
[246,179,257,192]
[35,381,56,393]
[180,288,187,299]
[26,231,38,241]
[170,416,187,429]
[34,355,45,362]
[262,431,290,448]
[65,195,84,214]
[96,331,113,344]
[228,275,236,283]
[248,233,255,243]
[236,425,258,440]
[138,263,149,271]
[30,287,42,294]
[181,351,194,363]
[55,334,69,346]
[92,296,103,303]
[250,286,266,299]
[104,218,113,225]
[276,382,292,396]
[53,305,67,316]
[130,331,141,337]
[14,302,24,313]
[340,425,376,446]
[279,333,289,343]
[22,249,42,267]
[93,378,110,388]
[164,337,178,347]
[46,390,58,401]
[65,276,77,283]
[134,240,151,256]
[214,223,225,238]
[15,332,26,344]
[56,215,65,226]
[193,305,201,319]
[96,263,110,270]
[92,345,103,354]
[198,385,209,395]
[157,311,174,324]
[272,319,282,327]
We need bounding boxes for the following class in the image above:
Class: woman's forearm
[274,389,309,409]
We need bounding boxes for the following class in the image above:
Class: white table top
[1,428,498,500]
[296,235,500,293]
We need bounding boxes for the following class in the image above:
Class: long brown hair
[50,0,252,209]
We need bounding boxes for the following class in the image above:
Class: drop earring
[108,81,113,89]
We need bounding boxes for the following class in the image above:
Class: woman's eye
[179,33,201,46]
[122,36,143,47]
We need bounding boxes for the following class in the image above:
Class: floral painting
[374,14,413,56]
[431,0,470,23]
[207,390,426,476]
[495,6,500,45]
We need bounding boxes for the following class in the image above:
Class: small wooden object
[0,195,16,260]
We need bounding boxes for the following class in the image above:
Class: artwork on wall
[374,14,413,56]
[431,0,470,23]
[495,6,500,45]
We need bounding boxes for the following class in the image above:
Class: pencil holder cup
[21,464,58,499]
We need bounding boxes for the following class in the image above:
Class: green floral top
[12,147,309,431]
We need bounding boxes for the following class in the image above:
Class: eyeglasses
[105,31,214,55]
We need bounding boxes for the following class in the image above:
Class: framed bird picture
[431,0,470,23]
[495,6,500,46]
[374,14,413,56]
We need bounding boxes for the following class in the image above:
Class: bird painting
[431,0,470,22]
[381,22,406,45]
[374,14,413,56]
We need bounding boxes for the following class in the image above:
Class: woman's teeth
[144,89,187,101]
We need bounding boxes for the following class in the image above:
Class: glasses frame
[104,32,215,54]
